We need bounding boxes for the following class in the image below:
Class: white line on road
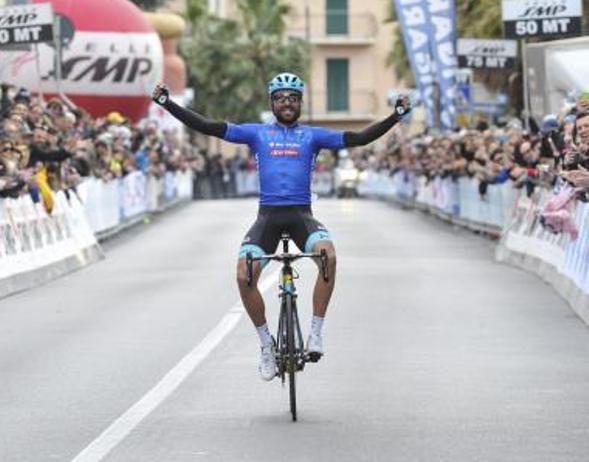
[71,268,280,462]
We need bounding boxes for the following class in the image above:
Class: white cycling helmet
[268,72,305,95]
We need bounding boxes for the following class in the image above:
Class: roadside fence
[358,170,589,324]
[0,171,193,298]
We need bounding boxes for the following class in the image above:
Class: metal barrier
[358,170,515,233]
[0,171,193,298]
[358,169,589,323]
[496,189,589,322]
[0,188,101,298]
[86,170,193,237]
[5,165,586,320]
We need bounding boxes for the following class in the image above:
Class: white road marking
[71,268,280,462]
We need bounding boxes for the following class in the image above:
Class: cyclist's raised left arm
[343,94,411,148]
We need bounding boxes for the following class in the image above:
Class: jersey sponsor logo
[270,149,299,156]
[269,141,301,157]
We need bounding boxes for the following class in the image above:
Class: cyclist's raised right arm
[152,83,227,138]
[165,100,227,138]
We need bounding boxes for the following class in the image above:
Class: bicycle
[246,232,329,422]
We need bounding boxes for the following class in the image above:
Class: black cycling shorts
[238,205,332,262]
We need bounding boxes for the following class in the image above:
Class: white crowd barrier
[496,190,589,321]
[4,164,586,321]
[84,170,193,235]
[0,170,193,298]
[359,171,515,232]
[358,169,589,323]
[0,189,101,298]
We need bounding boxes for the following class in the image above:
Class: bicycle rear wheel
[285,293,297,421]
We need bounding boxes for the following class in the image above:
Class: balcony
[299,90,377,123]
[288,12,377,46]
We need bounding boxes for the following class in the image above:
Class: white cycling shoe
[259,343,277,381]
[306,333,324,362]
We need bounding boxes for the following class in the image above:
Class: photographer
[560,111,589,190]
[26,124,73,169]
[0,140,27,198]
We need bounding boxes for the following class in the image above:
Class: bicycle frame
[276,252,306,375]
[245,232,329,421]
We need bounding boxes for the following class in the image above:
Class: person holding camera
[560,111,589,190]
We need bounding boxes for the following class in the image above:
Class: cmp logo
[43,55,153,84]
[33,29,160,94]
[516,0,569,18]
[457,39,517,69]
[472,44,508,55]
[502,0,583,38]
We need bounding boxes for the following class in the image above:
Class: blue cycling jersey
[224,122,344,206]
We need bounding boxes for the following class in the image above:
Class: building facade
[208,0,402,133]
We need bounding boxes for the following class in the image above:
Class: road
[1,198,589,462]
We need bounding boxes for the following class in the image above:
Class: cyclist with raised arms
[152,73,411,381]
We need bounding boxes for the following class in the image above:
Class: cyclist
[152,73,411,381]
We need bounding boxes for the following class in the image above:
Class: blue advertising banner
[393,0,436,128]
[424,0,458,130]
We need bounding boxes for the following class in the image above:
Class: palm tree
[181,0,309,123]
[236,0,309,113]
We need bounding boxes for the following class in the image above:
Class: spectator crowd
[0,84,198,212]
[345,93,589,238]
[0,82,336,208]
[4,78,589,239]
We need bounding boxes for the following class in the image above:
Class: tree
[181,0,310,123]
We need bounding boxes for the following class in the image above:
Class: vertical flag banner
[424,0,458,130]
[393,0,437,128]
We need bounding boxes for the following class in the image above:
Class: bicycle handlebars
[246,249,329,287]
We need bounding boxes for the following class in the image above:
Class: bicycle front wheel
[285,293,297,421]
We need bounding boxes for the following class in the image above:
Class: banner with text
[457,38,517,69]
[0,3,54,46]
[393,0,437,128]
[502,0,583,39]
[424,0,458,131]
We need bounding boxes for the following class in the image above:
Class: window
[327,58,349,111]
[326,0,348,35]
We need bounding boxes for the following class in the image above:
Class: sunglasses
[271,93,301,104]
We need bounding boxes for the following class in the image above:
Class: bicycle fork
[277,271,306,385]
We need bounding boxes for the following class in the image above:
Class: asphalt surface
[1,198,589,462]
